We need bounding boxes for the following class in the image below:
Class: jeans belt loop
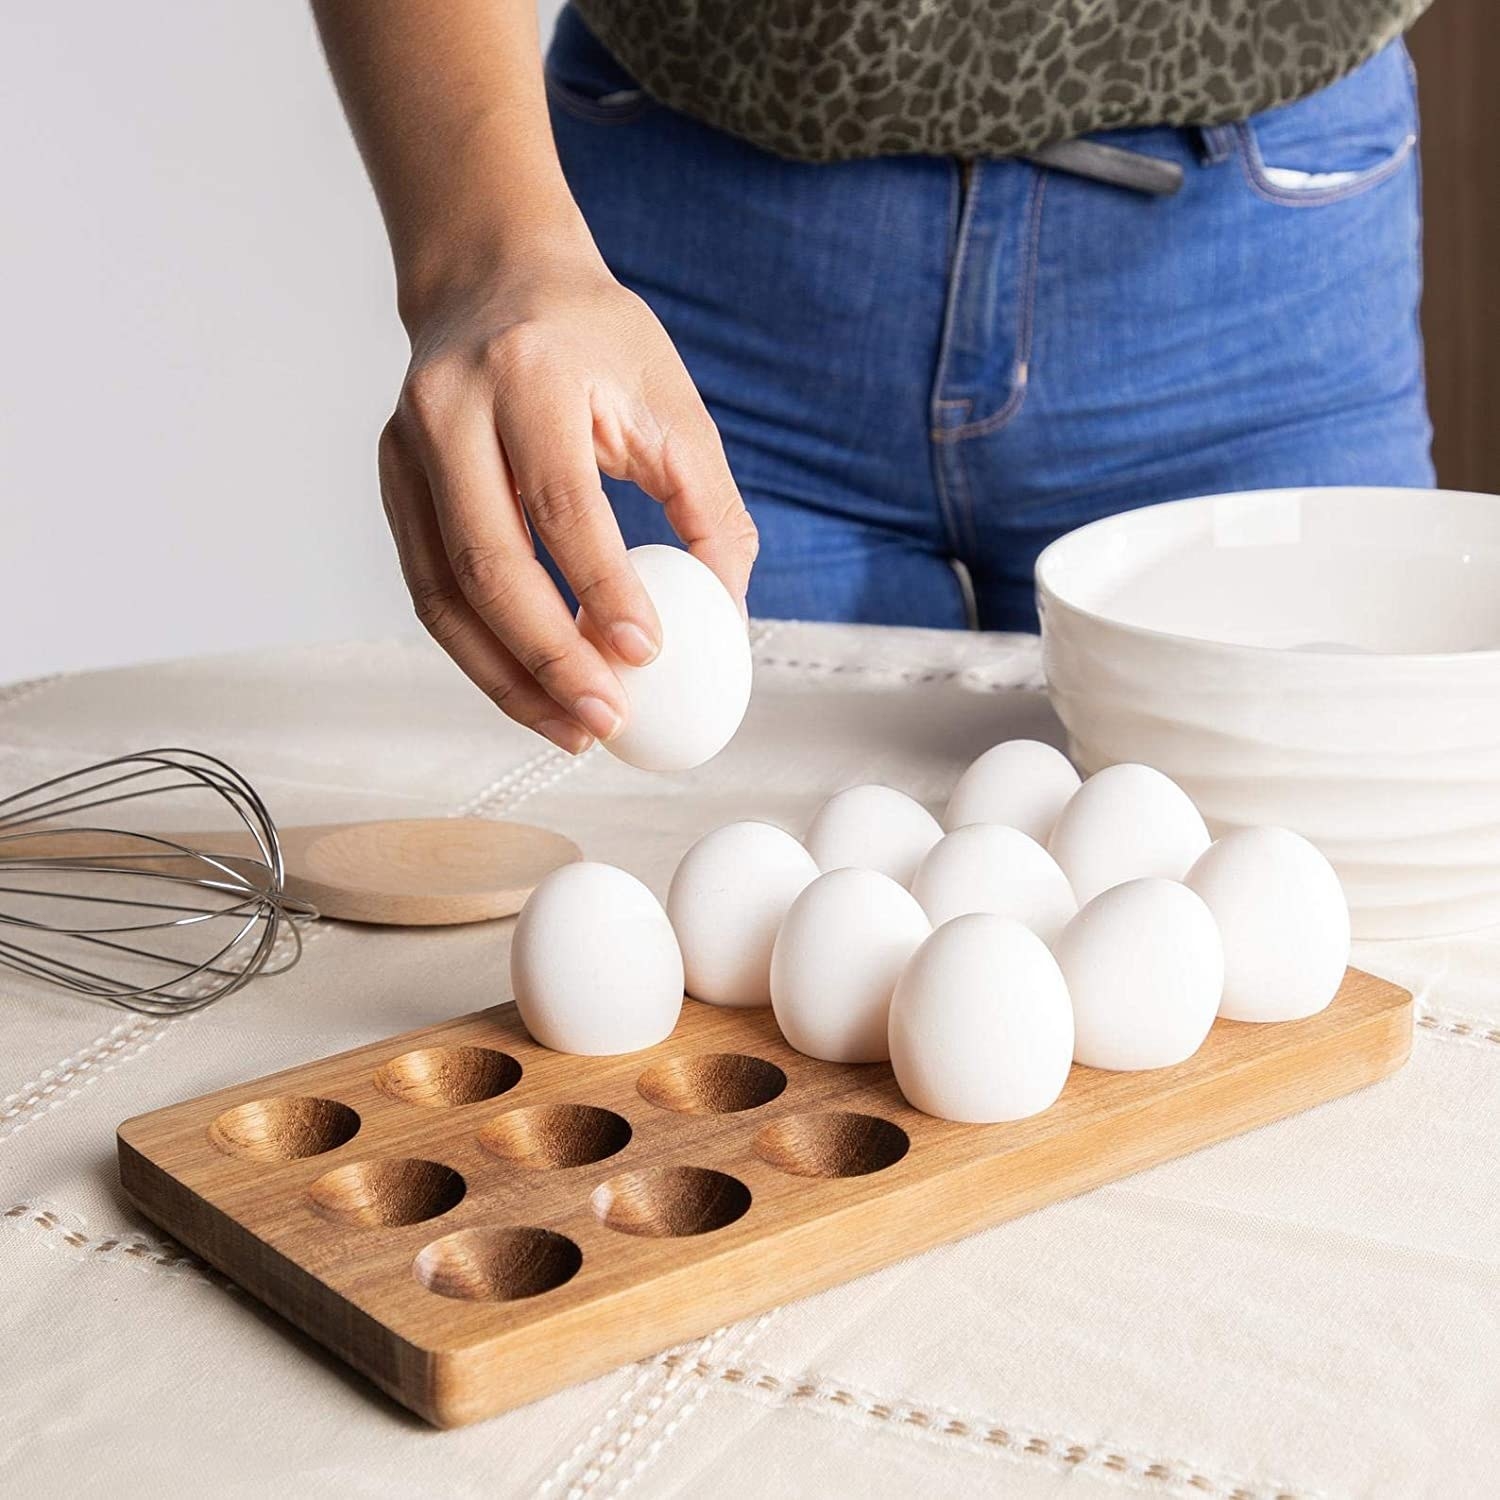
[1194,124,1238,165]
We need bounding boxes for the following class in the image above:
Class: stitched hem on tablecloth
[1417,1005,1500,1049]
[3,1201,215,1279]
[0,1017,185,1146]
[455,746,561,817]
[540,1313,780,1499]
[752,653,1046,693]
[672,1354,1318,1500]
[596,1313,780,1500]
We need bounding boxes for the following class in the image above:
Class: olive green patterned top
[572,0,1429,162]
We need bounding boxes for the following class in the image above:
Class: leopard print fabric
[571,0,1429,162]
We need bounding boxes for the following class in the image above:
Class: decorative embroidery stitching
[664,1354,1317,1500]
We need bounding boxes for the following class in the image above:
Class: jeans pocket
[1237,40,1417,206]
[545,8,657,125]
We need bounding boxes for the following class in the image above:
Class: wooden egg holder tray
[118,968,1411,1428]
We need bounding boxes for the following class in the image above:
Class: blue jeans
[546,7,1432,632]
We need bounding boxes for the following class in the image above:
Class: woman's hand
[309,0,756,753]
[380,253,758,755]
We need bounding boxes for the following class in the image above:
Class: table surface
[3,621,1497,1499]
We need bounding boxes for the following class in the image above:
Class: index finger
[627,403,758,606]
[414,401,632,743]
[499,389,663,667]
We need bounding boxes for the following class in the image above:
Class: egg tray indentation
[753,1111,910,1179]
[479,1103,632,1169]
[636,1052,786,1114]
[308,1157,466,1228]
[208,1096,361,1163]
[591,1165,752,1238]
[375,1046,522,1109]
[414,1226,583,1302]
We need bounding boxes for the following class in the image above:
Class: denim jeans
[546,7,1432,632]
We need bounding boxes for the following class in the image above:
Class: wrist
[395,192,604,332]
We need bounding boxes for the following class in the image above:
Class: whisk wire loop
[0,749,314,1014]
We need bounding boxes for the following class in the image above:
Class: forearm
[310,0,597,325]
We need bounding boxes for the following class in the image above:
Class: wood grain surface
[118,968,1411,1427]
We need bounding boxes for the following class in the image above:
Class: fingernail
[573,695,623,741]
[538,719,594,756]
[609,621,658,666]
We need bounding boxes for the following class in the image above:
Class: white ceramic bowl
[1036,487,1500,939]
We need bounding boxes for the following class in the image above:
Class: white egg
[1047,762,1211,906]
[804,783,943,886]
[1053,877,1223,1070]
[666,820,820,1008]
[770,867,931,1062]
[580,544,751,772]
[510,862,683,1054]
[911,824,1077,944]
[888,914,1074,1122]
[943,739,1081,842]
[1185,826,1350,1022]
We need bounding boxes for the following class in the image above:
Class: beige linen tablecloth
[2,621,1497,1498]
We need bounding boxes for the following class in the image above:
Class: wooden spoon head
[279,819,580,926]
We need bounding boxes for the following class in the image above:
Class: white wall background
[1,2,563,683]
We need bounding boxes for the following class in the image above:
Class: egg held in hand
[804,783,943,887]
[510,862,683,1055]
[1053,877,1223,1070]
[770,866,931,1063]
[1186,825,1350,1022]
[667,820,820,1008]
[943,739,1081,843]
[888,914,1074,1123]
[911,823,1078,944]
[580,544,752,772]
[1047,762,1211,907]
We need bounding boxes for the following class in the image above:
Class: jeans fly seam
[1232,120,1415,207]
[950,439,982,559]
[939,168,1047,443]
[930,159,981,422]
[927,158,981,555]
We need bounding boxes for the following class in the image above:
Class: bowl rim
[1034,485,1500,665]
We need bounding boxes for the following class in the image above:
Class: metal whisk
[0,749,315,1015]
